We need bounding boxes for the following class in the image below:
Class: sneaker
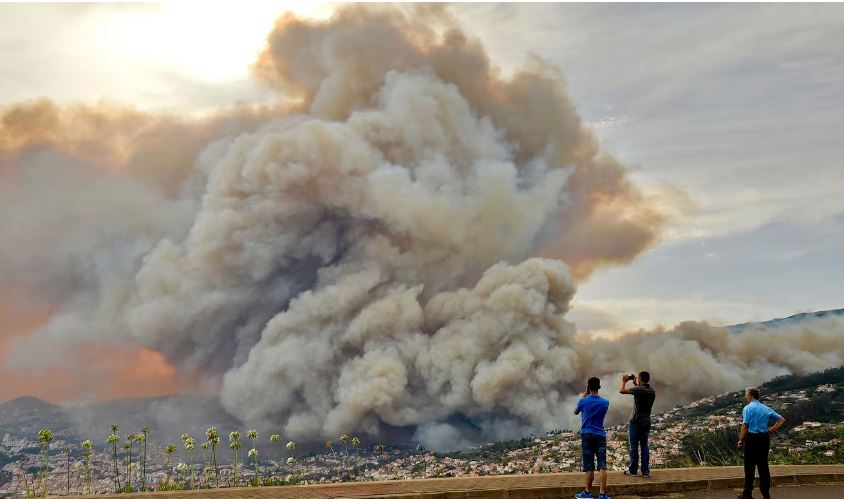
[623,470,636,477]
[574,492,593,499]
[737,493,753,499]
[642,473,650,478]
[598,494,611,499]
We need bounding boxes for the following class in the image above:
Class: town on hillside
[1,367,843,495]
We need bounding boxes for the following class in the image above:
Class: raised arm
[574,391,589,415]
[619,375,633,394]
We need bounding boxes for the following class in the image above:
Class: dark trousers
[628,421,651,475]
[743,432,771,498]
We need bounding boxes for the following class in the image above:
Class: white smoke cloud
[1,4,843,450]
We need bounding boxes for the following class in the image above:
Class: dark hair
[746,387,760,400]
[587,377,601,391]
[638,371,650,383]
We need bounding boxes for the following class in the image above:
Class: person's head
[636,371,650,386]
[745,387,760,403]
[587,377,601,394]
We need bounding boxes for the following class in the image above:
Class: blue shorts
[581,433,607,471]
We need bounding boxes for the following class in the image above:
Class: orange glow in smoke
[0,286,198,403]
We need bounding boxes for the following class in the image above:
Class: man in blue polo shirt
[574,377,610,499]
[737,387,786,499]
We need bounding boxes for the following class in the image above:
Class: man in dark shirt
[620,371,656,477]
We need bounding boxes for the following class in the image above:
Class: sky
[1,2,842,337]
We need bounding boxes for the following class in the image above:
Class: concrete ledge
[70,465,844,498]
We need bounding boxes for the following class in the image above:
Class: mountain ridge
[726,307,844,333]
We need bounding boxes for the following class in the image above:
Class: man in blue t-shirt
[574,377,610,499]
[737,387,786,499]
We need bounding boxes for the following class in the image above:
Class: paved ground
[72,465,844,498]
[680,483,844,498]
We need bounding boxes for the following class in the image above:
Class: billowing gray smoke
[2,5,843,450]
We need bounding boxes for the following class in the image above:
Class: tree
[183,436,196,489]
[200,442,209,488]
[248,448,259,486]
[269,434,281,483]
[36,429,52,497]
[286,440,296,479]
[81,440,93,495]
[340,434,350,476]
[287,457,297,483]
[351,437,361,478]
[229,431,241,487]
[205,427,220,488]
[124,434,136,493]
[164,444,177,485]
[246,431,258,486]
[139,427,150,491]
[325,440,337,480]
[107,425,121,492]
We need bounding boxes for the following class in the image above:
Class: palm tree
[229,432,242,487]
[183,436,196,489]
[107,426,120,492]
[269,434,281,482]
[129,462,140,490]
[351,437,361,478]
[173,462,187,490]
[139,427,150,491]
[200,442,209,488]
[339,434,350,476]
[286,457,297,483]
[324,440,337,480]
[81,440,93,495]
[246,431,258,486]
[205,427,220,488]
[124,434,135,493]
[248,448,259,486]
[132,432,145,491]
[36,429,52,497]
[286,440,296,478]
[176,462,187,488]
[164,444,177,485]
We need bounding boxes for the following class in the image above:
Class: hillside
[659,366,844,467]
[0,397,72,443]
[371,367,844,478]
[727,307,844,333]
[0,394,238,452]
[1,369,842,493]
[1,308,842,491]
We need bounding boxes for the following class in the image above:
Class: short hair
[638,371,650,383]
[587,377,601,391]
[746,387,760,400]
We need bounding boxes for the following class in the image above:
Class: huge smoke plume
[2,5,843,450]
